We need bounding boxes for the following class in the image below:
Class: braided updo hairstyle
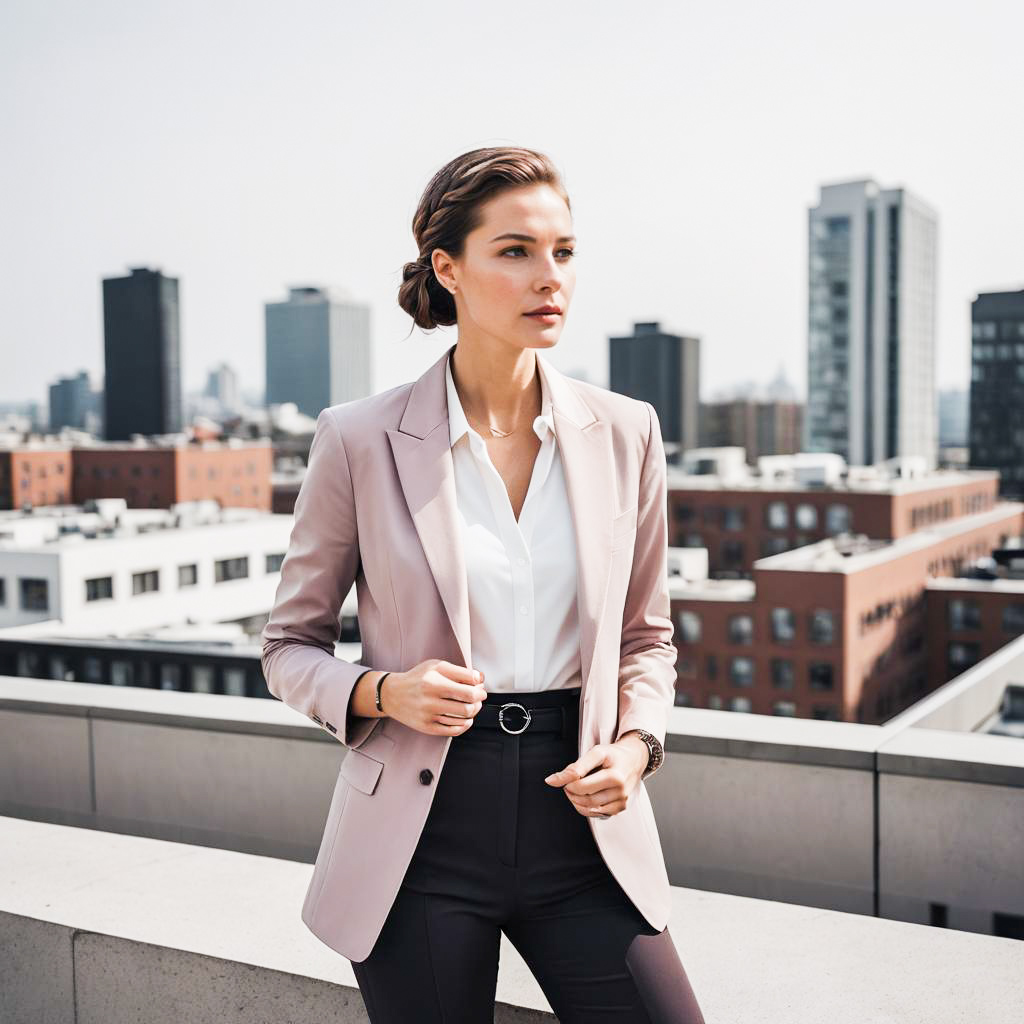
[398,146,571,331]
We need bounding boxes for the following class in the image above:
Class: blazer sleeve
[260,407,380,750]
[614,400,678,748]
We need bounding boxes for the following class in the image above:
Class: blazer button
[419,769,433,785]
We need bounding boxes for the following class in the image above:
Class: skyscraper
[609,321,700,455]
[264,286,371,419]
[102,266,183,440]
[806,180,938,467]
[49,370,97,432]
[969,288,1024,499]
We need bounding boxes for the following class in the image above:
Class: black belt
[473,700,577,736]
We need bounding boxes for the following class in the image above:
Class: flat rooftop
[753,503,1024,574]
[666,466,998,497]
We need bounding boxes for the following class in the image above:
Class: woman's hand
[378,659,488,737]
[543,734,649,818]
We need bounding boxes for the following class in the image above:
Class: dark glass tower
[969,288,1024,499]
[609,321,700,455]
[102,266,183,440]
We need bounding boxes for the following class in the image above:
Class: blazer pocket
[339,747,385,795]
[609,504,639,549]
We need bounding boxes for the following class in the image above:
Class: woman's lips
[524,312,561,323]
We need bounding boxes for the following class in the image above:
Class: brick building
[0,441,273,512]
[699,399,804,462]
[925,548,1024,685]
[668,453,1000,577]
[669,503,1024,724]
[0,447,73,509]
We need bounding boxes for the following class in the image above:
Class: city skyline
[2,1,1022,409]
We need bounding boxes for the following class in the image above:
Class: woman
[261,146,706,1022]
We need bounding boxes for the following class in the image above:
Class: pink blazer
[261,342,678,963]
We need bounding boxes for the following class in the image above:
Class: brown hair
[398,146,571,331]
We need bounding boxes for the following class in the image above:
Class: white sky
[2,0,1021,406]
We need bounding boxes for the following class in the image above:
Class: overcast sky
[2,0,1021,407]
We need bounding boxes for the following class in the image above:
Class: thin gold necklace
[466,412,519,439]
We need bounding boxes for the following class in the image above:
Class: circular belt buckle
[498,702,531,735]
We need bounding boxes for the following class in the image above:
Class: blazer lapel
[386,343,615,701]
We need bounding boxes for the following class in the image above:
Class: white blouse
[445,356,583,693]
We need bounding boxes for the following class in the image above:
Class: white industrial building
[0,499,296,635]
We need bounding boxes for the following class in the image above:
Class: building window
[809,662,835,690]
[192,665,216,694]
[723,506,746,531]
[947,642,980,674]
[160,664,182,690]
[760,536,790,557]
[826,503,851,534]
[19,578,50,612]
[1001,604,1024,635]
[771,658,795,689]
[683,534,704,548]
[677,610,702,645]
[811,705,840,720]
[707,694,723,710]
[948,599,981,631]
[178,564,198,587]
[265,552,285,573]
[674,690,694,707]
[224,667,247,697]
[795,503,818,530]
[765,501,789,530]
[110,660,133,686]
[677,656,697,680]
[729,696,753,713]
[132,570,159,595]
[705,654,718,680]
[674,504,694,524]
[729,656,754,686]
[721,539,745,566]
[773,701,797,716]
[215,556,249,583]
[771,607,796,643]
[809,609,835,645]
[728,614,754,645]
[85,576,113,602]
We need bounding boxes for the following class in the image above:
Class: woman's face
[433,182,576,352]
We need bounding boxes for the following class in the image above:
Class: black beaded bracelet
[374,671,391,714]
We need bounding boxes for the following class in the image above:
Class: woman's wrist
[349,669,391,720]
[615,731,651,778]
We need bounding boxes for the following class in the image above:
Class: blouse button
[419,769,433,785]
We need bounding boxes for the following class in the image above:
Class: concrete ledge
[2,816,1023,1024]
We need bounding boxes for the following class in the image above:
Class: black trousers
[351,686,706,1023]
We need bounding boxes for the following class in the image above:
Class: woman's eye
[500,246,577,259]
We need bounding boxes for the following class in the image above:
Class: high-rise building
[609,321,700,455]
[969,288,1024,500]
[205,362,240,413]
[49,370,98,432]
[264,286,371,419]
[938,388,969,448]
[102,266,183,440]
[806,180,938,467]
